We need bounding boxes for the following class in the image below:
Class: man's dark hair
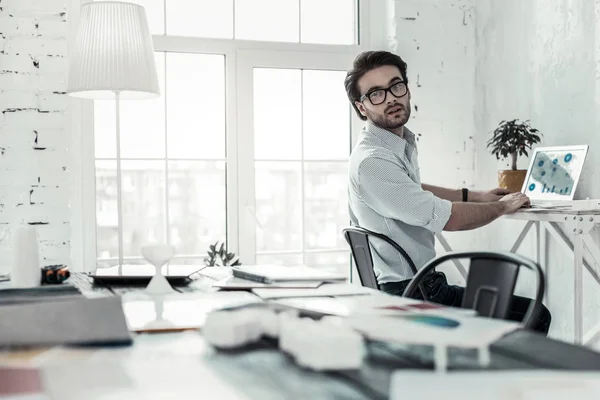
[344,51,409,121]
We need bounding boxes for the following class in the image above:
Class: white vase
[11,225,41,288]
[141,243,176,295]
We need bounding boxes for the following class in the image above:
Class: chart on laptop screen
[524,147,587,200]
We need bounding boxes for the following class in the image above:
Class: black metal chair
[342,226,427,298]
[402,251,545,329]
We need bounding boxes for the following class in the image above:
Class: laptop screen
[522,146,588,202]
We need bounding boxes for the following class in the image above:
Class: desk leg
[536,222,548,306]
[510,221,534,253]
[435,233,468,279]
[574,235,584,345]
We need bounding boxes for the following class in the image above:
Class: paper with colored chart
[344,312,520,348]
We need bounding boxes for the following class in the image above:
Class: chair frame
[343,226,427,298]
[402,251,545,329]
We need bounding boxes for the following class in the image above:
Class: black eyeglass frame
[359,81,408,105]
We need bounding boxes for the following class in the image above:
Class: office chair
[402,251,545,329]
[342,226,427,299]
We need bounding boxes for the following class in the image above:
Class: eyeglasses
[359,81,408,105]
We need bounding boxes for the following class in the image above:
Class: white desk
[2,275,600,399]
[436,209,600,346]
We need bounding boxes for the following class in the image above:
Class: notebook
[231,265,347,284]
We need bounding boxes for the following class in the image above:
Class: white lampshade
[67,1,160,99]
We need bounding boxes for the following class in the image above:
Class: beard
[366,102,411,131]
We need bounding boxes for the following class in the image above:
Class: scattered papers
[390,371,600,400]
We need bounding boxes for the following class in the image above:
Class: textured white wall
[389,0,478,284]
[0,0,70,272]
[475,0,600,344]
[391,0,600,344]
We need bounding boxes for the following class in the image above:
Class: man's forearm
[444,202,507,231]
[422,184,462,202]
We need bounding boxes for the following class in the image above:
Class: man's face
[354,65,411,131]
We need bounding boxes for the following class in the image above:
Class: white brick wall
[390,0,477,190]
[0,0,70,270]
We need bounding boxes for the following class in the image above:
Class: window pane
[254,68,301,159]
[256,253,303,266]
[120,53,166,158]
[304,251,350,277]
[235,0,299,42]
[167,0,233,38]
[304,162,348,250]
[94,100,116,158]
[121,160,167,257]
[167,53,226,159]
[96,160,119,263]
[127,0,165,35]
[255,161,302,252]
[300,0,356,45]
[302,70,350,160]
[168,161,226,256]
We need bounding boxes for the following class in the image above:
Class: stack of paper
[232,265,346,284]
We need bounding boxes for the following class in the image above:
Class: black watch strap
[461,188,468,202]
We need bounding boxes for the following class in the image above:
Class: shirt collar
[365,120,416,155]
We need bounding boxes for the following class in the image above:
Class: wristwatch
[461,188,468,202]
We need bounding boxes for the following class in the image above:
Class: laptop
[521,145,589,209]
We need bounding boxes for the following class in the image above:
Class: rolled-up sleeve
[358,156,452,233]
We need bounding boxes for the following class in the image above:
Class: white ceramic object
[290,318,365,371]
[141,244,176,295]
[11,225,41,288]
[203,309,263,349]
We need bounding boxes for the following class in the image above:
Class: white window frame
[69,0,386,272]
[236,50,364,265]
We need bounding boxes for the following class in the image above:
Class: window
[85,0,368,276]
[130,0,357,45]
[251,68,351,273]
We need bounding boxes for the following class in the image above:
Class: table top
[2,272,600,399]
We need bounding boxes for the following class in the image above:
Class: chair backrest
[342,226,418,290]
[402,251,545,329]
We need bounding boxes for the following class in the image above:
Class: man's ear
[355,101,367,118]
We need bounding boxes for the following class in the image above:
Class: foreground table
[2,273,600,399]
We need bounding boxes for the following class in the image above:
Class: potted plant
[204,240,241,267]
[487,119,542,192]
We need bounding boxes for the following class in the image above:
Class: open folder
[0,296,133,347]
[232,265,347,284]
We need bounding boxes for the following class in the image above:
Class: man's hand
[499,192,530,214]
[473,188,512,202]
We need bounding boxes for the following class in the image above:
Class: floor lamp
[67,1,160,272]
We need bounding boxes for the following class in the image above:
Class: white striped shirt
[348,121,452,283]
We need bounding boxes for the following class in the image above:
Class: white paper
[213,276,322,289]
[121,291,263,332]
[251,283,372,299]
[390,371,600,400]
